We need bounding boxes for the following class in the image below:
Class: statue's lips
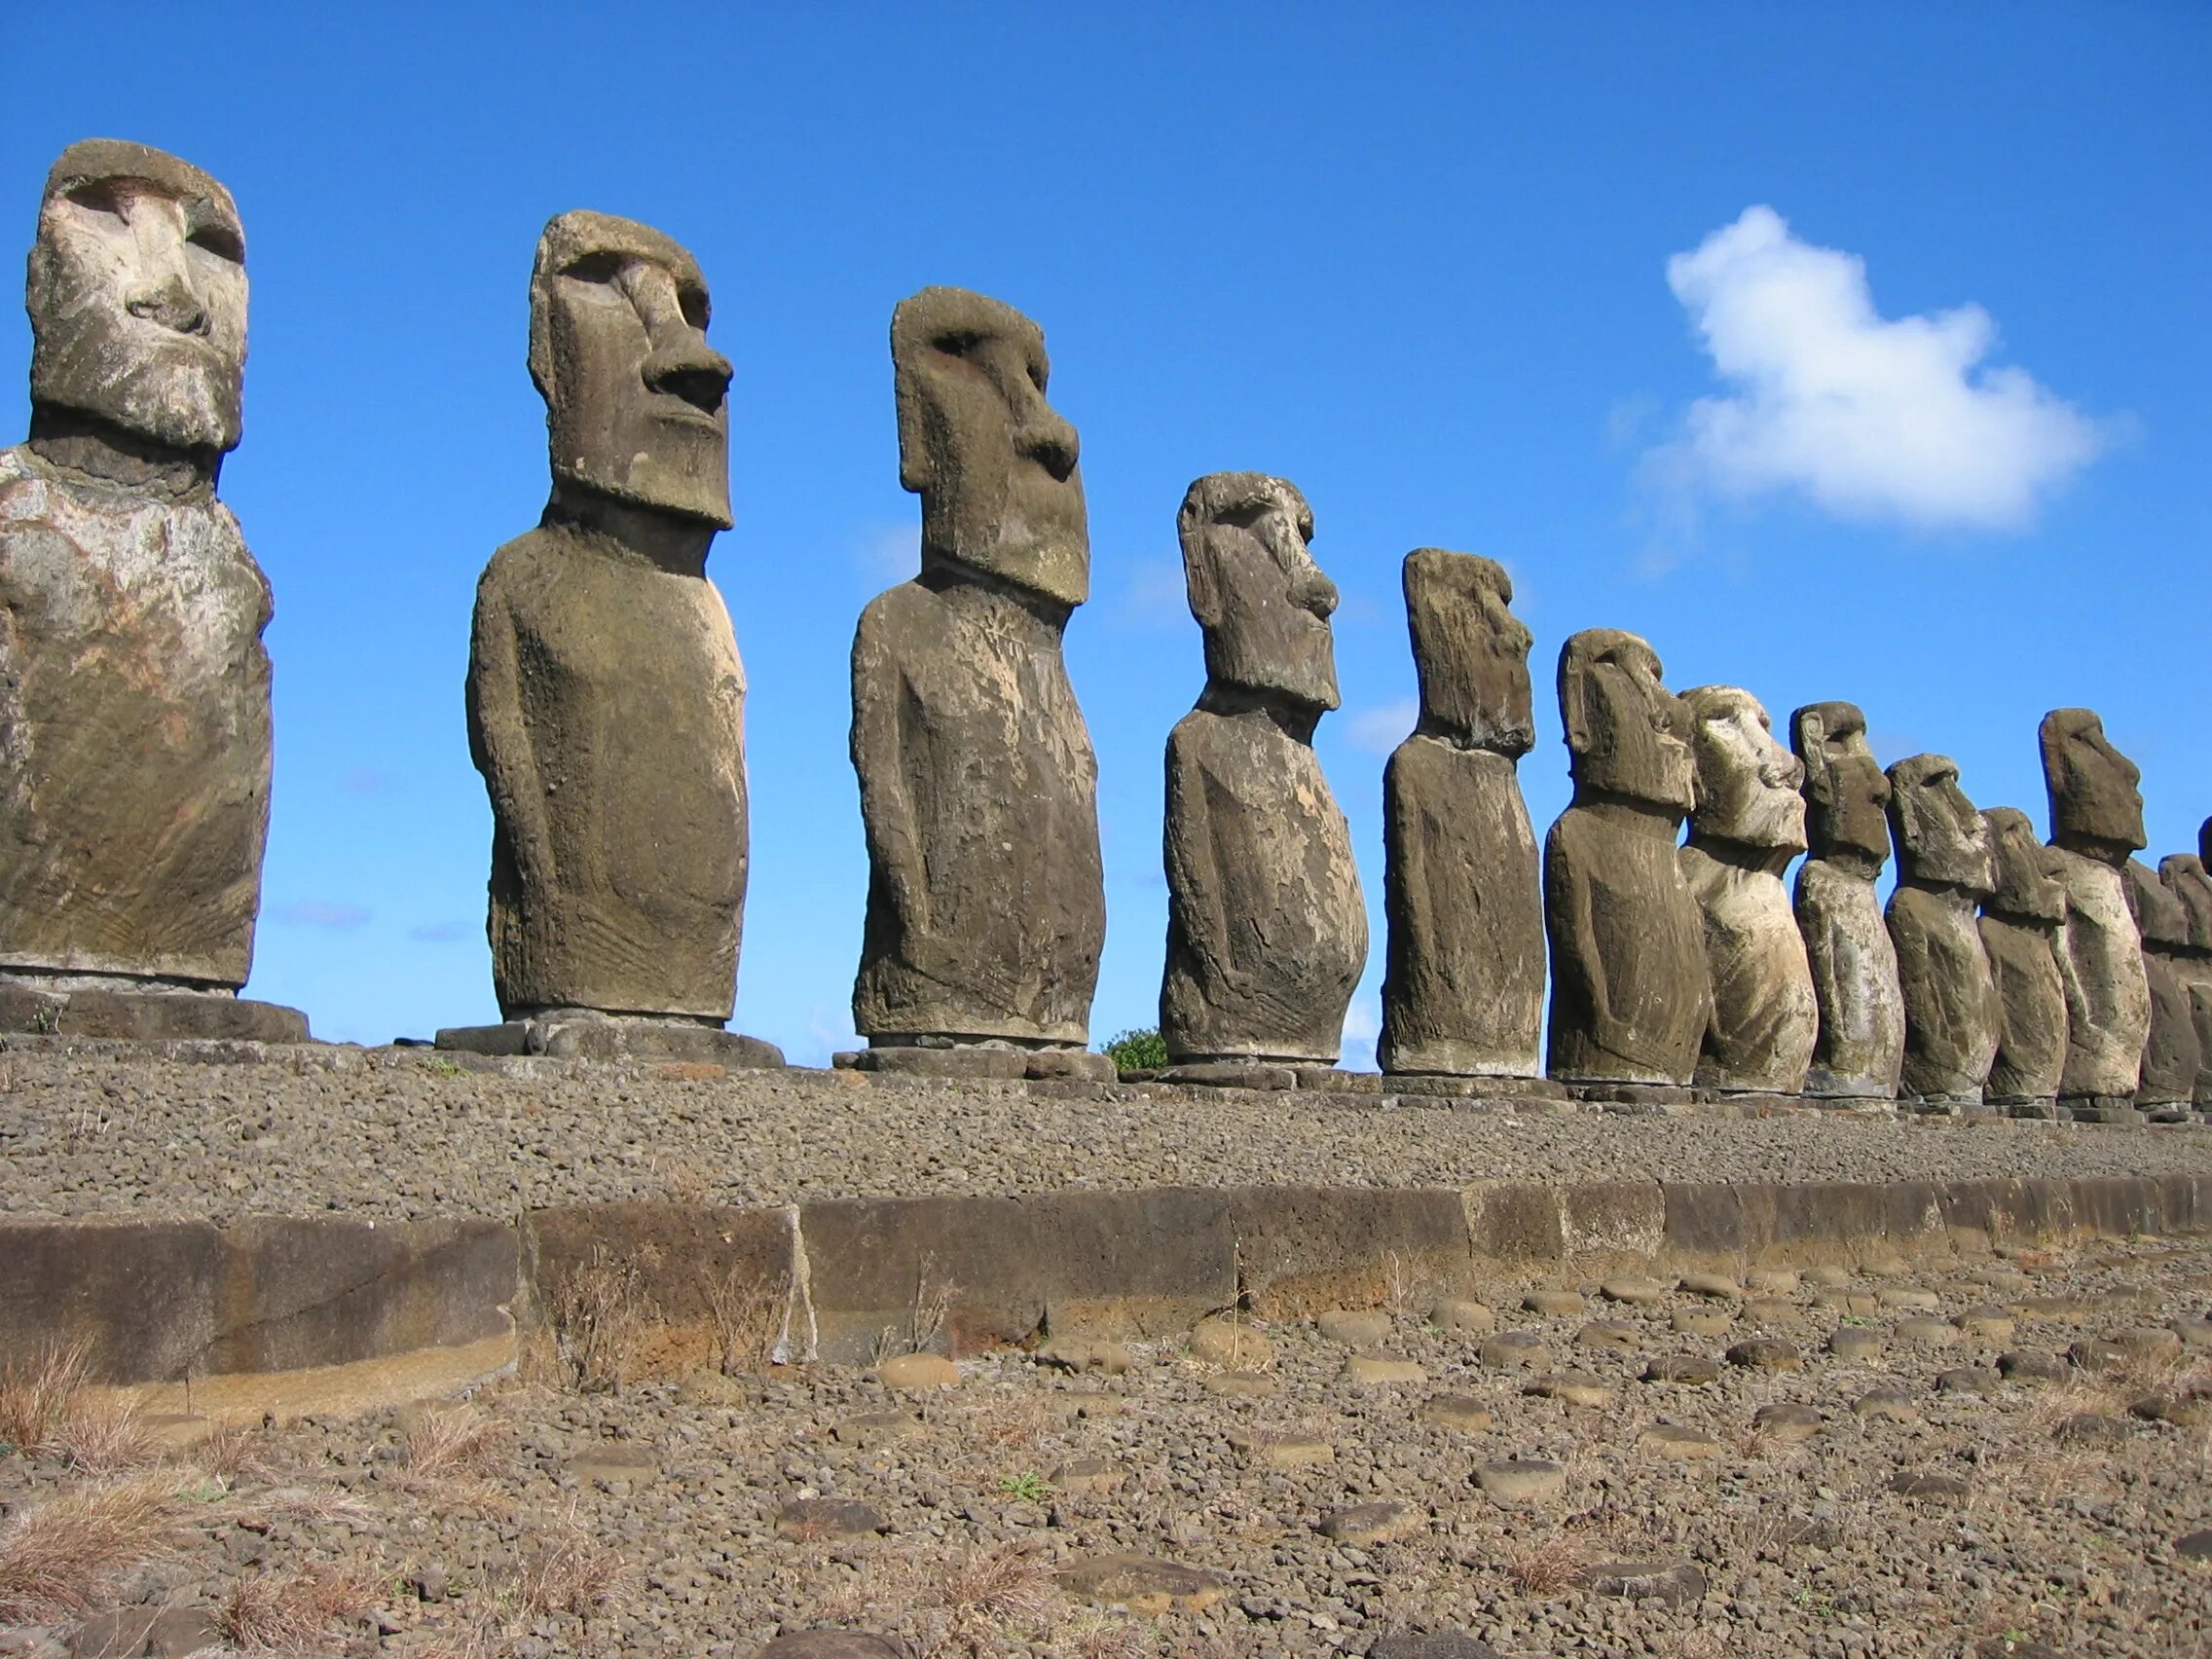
[648,396,723,433]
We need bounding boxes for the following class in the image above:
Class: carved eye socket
[560,250,628,285]
[62,179,131,221]
[678,285,709,331]
[187,221,243,265]
[1026,360,1047,392]
[931,329,986,358]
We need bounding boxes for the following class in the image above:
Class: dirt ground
[4,1232,2210,1658]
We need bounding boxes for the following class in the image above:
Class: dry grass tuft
[549,1249,647,1392]
[183,1420,286,1486]
[405,1406,511,1483]
[508,1534,629,1620]
[0,1343,157,1475]
[702,1262,788,1375]
[0,1477,177,1624]
[1500,1530,1589,1598]
[931,1540,1058,1654]
[218,1565,380,1651]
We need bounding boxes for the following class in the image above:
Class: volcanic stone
[851,287,1104,1053]
[1543,629,1709,1085]
[2158,847,2212,1104]
[1980,807,2070,1104]
[1161,473,1364,1062]
[1419,1394,1495,1432]
[1643,1353,1721,1384]
[2125,857,2202,1105]
[2042,709,2153,1100]
[1476,1457,1567,1505]
[1056,1555,1226,1616]
[1,142,285,1012]
[1678,685,1816,1092]
[1791,702,1905,1099]
[1753,1402,1825,1442]
[1639,1423,1723,1459]
[1380,550,1543,1079]
[1886,755,2001,1103]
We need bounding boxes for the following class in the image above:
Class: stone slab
[0,982,310,1043]
[435,1016,782,1067]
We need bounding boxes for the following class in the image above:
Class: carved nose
[1015,409,1080,481]
[1297,569,1340,619]
[126,276,206,336]
[643,337,732,417]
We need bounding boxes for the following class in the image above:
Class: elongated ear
[1179,507,1223,631]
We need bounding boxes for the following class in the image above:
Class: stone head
[1983,807,2064,924]
[1178,471,1339,712]
[529,210,731,529]
[892,286,1087,608]
[1790,701,1891,867]
[2199,816,2209,867]
[2158,854,2212,953]
[1680,685,1806,854]
[2124,859,2191,950]
[1886,755,1993,895]
[1558,628,1693,812]
[1402,549,1532,756]
[27,138,246,456]
[2039,708,2145,862]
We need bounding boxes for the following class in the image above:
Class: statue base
[435,1012,783,1067]
[833,1041,1114,1084]
[0,977,310,1043]
[1382,1071,1568,1100]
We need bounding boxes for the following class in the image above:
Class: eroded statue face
[1559,629,1694,813]
[1179,472,1339,711]
[2124,859,2191,949]
[1983,807,2064,923]
[27,139,246,455]
[530,210,731,528]
[2039,708,2146,859]
[1887,755,1993,895]
[2159,854,2212,952]
[1791,701,1891,867]
[893,286,1088,608]
[1681,686,1806,853]
[1403,548,1532,756]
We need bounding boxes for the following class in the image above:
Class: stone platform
[0,977,309,1042]
[435,1010,783,1066]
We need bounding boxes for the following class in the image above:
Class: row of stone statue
[0,139,2203,1113]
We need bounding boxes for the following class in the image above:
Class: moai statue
[1378,550,1543,1083]
[2124,857,2202,1109]
[1978,807,2069,1110]
[1677,686,1816,1093]
[849,287,1109,1082]
[1884,756,2000,1107]
[1543,630,1708,1088]
[444,211,779,1066]
[2162,824,2212,1106]
[2039,709,2152,1110]
[1789,702,1903,1101]
[1161,473,1366,1077]
[0,140,306,1042]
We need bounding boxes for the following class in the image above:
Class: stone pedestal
[435,1011,781,1067]
[835,1043,1113,1084]
[0,977,307,1043]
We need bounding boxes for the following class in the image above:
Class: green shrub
[1101,1027,1167,1071]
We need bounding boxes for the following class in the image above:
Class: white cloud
[272,900,370,930]
[1344,697,1417,756]
[1339,994,1379,1072]
[1648,205,2107,533]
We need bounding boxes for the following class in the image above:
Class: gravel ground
[2,1051,2211,1223]
[5,1234,2211,1656]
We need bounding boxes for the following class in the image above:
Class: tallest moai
[848,287,1110,1082]
[0,140,304,1041]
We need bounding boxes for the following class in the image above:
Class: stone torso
[1887,883,2000,1101]
[1793,858,1903,1098]
[850,579,1103,1044]
[1978,907,2067,1102]
[468,525,747,1019]
[1679,843,1816,1093]
[0,446,273,985]
[1378,737,1542,1077]
[1161,705,1365,1063]
[1543,805,1708,1085]
[2046,847,2151,1098]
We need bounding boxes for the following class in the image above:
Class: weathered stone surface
[1057,1554,1226,1615]
[1885,756,2000,1104]
[755,1636,915,1658]
[1161,473,1363,1062]
[1790,702,1904,1099]
[1380,550,1541,1078]
[467,210,754,1029]
[852,287,1103,1051]
[1979,807,2069,1104]
[1,141,279,999]
[2125,857,2202,1106]
[437,1013,781,1066]
[1678,685,1815,1093]
[2041,709,2152,1100]
[1544,630,1708,1085]
[2160,844,2212,1104]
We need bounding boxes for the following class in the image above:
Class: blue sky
[4,4,2206,1059]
